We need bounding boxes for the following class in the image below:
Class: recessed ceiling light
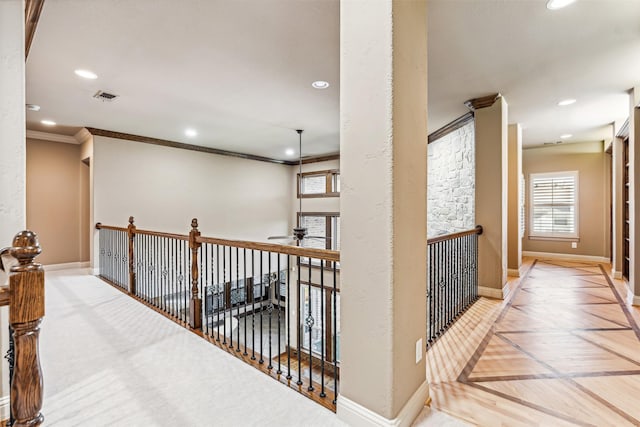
[558,98,576,106]
[546,0,576,10]
[312,81,330,89]
[285,148,295,156]
[41,119,56,126]
[185,128,197,137]
[26,104,40,111]
[74,69,98,79]
[560,134,572,139]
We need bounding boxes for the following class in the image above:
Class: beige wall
[93,136,293,257]
[523,141,610,258]
[26,139,90,265]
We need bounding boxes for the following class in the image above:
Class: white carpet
[40,269,467,426]
[41,269,345,427]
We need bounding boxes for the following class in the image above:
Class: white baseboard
[337,381,428,427]
[44,261,90,271]
[92,267,100,276]
[625,282,640,306]
[522,251,609,263]
[612,270,623,280]
[0,394,9,421]
[507,268,521,277]
[478,283,510,300]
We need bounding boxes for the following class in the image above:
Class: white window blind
[529,171,578,238]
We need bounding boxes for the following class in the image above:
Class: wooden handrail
[427,225,483,245]
[95,220,340,262]
[196,235,340,262]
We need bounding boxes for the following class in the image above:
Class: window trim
[528,170,579,239]
[297,169,340,198]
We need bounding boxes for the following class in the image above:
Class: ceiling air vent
[93,90,118,102]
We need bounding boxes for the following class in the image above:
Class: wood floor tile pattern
[428,259,640,426]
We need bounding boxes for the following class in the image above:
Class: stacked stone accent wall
[427,122,475,237]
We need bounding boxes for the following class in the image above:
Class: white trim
[44,261,90,271]
[523,251,609,263]
[478,284,510,300]
[612,270,623,280]
[337,381,428,427]
[0,394,9,420]
[507,268,521,277]
[92,267,100,276]
[26,130,79,144]
[74,127,92,144]
[625,282,640,306]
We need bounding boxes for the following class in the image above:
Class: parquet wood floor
[427,259,640,426]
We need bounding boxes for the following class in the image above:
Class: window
[529,171,578,239]
[298,213,340,251]
[298,170,340,198]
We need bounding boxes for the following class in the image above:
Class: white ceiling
[26,0,640,158]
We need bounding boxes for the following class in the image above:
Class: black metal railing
[96,218,340,411]
[97,227,129,291]
[427,225,482,346]
[134,232,191,323]
[198,237,340,407]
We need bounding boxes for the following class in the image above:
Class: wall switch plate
[571,242,577,249]
[416,338,423,364]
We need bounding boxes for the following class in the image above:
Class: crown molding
[25,0,45,59]
[74,127,92,144]
[26,130,80,144]
[464,93,501,111]
[616,118,630,139]
[428,112,474,144]
[301,153,340,164]
[86,127,292,165]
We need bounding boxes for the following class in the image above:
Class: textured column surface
[339,0,428,424]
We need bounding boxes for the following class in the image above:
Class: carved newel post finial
[10,231,42,271]
[129,216,135,226]
[9,230,45,427]
[189,218,202,330]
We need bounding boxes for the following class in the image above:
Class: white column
[507,123,522,276]
[470,95,509,298]
[339,0,428,425]
[0,0,25,419]
[629,87,640,304]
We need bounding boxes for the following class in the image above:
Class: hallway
[428,259,640,426]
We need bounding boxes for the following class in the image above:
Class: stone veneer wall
[427,121,475,237]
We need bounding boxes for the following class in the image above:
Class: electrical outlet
[571,242,577,249]
[416,338,423,364]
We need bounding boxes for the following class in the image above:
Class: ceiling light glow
[560,134,572,139]
[285,148,295,156]
[185,128,197,137]
[546,0,577,10]
[41,119,56,126]
[74,69,98,79]
[312,81,330,89]
[558,98,576,106]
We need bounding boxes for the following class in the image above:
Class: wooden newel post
[189,218,202,330]
[9,231,45,427]
[128,216,137,295]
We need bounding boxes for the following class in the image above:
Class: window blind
[530,171,578,237]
